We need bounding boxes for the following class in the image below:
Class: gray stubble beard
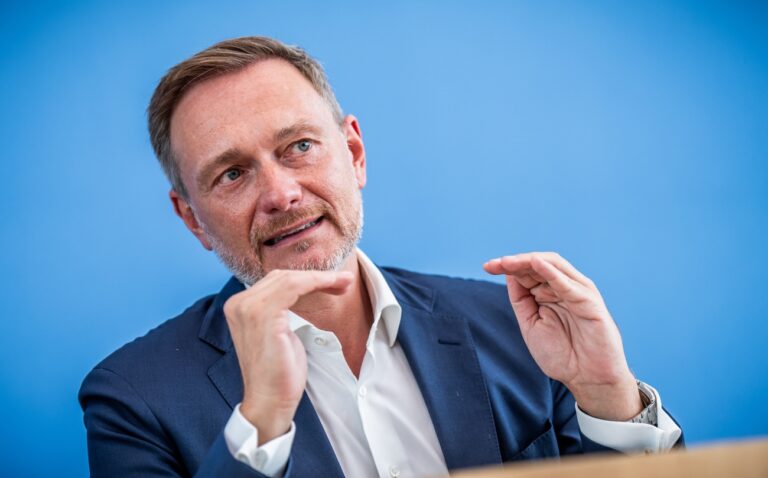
[204,201,364,287]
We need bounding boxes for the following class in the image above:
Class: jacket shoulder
[81,293,219,393]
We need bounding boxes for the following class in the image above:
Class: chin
[277,240,354,272]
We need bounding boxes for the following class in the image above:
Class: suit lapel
[200,277,343,477]
[291,394,345,477]
[384,270,503,470]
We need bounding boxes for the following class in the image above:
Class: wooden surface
[451,439,768,478]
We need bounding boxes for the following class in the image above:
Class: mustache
[250,202,333,246]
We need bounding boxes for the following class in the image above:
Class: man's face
[169,59,366,284]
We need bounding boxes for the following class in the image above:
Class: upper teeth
[270,218,319,244]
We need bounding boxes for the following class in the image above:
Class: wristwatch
[630,381,659,426]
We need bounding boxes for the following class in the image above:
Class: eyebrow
[272,121,324,144]
[196,148,243,192]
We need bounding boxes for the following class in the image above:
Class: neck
[291,252,373,377]
[291,251,373,342]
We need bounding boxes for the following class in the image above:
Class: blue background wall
[1,1,766,476]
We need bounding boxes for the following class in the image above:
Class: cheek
[302,155,351,198]
[324,156,360,190]
[318,168,356,204]
[199,200,254,239]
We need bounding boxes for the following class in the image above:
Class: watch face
[640,390,652,407]
[632,383,659,426]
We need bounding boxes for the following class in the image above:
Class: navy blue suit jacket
[79,267,681,477]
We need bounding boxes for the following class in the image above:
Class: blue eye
[222,168,241,183]
[295,140,312,153]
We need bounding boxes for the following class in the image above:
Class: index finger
[244,269,354,311]
[485,252,592,287]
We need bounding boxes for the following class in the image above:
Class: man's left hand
[484,252,643,421]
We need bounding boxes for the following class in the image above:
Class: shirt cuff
[575,381,682,453]
[223,403,295,477]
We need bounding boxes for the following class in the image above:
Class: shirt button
[358,385,368,398]
[388,465,400,477]
[313,336,327,346]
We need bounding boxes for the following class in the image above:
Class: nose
[257,163,302,214]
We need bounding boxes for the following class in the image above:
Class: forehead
[170,58,334,168]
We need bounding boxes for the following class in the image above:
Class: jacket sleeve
[79,366,280,478]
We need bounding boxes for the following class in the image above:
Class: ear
[342,115,366,189]
[169,190,213,251]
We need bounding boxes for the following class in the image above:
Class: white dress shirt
[224,249,682,477]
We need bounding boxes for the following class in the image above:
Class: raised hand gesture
[484,252,642,420]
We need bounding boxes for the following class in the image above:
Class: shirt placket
[356,325,409,478]
[304,326,381,474]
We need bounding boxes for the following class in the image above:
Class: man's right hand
[223,269,354,445]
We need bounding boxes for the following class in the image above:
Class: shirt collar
[281,248,402,347]
[356,248,402,347]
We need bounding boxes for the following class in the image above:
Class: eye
[220,168,242,184]
[293,140,312,153]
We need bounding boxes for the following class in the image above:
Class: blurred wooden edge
[449,438,768,478]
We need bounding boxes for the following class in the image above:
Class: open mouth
[263,216,324,247]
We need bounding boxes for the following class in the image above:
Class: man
[79,36,682,477]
